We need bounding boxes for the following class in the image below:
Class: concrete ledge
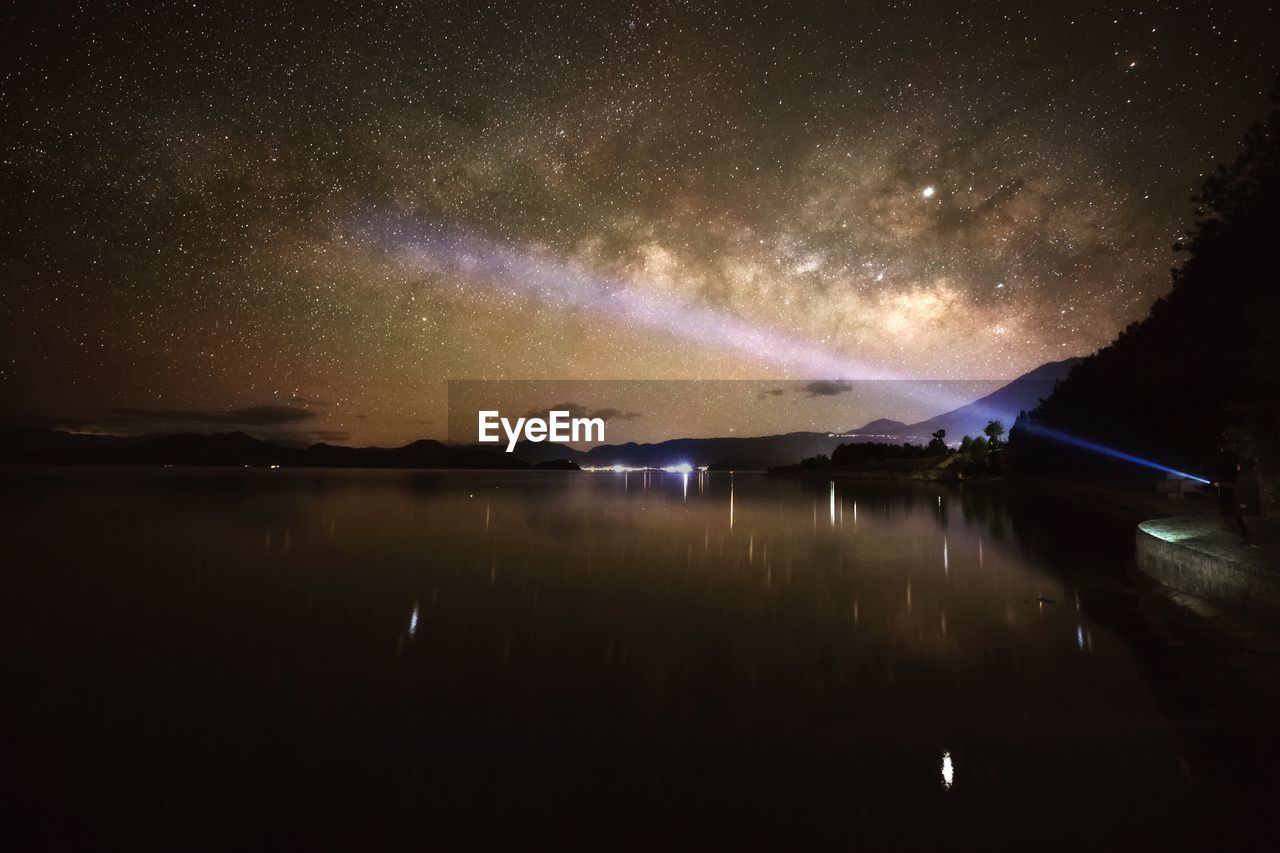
[1136,517,1280,616]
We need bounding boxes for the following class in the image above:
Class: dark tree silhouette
[928,429,948,454]
[1012,74,1280,501]
[983,420,1005,445]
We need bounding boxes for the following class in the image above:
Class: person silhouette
[1235,459,1262,546]
[1214,445,1239,518]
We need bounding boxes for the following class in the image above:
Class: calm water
[0,468,1264,848]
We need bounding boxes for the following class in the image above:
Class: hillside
[1014,81,1280,486]
[890,357,1082,442]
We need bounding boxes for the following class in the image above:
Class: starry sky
[2,1,1277,445]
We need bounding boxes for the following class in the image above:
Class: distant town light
[582,463,703,474]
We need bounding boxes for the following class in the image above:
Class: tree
[927,429,948,454]
[983,420,1005,446]
[955,433,999,477]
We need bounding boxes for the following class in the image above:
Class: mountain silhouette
[0,359,1082,471]
[850,418,908,435]
[887,357,1082,442]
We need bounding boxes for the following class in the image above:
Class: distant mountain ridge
[869,356,1084,442]
[0,359,1081,470]
[0,426,534,470]
[853,418,908,434]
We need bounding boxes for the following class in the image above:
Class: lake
[0,468,1266,849]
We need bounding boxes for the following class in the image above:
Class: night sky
[2,1,1277,445]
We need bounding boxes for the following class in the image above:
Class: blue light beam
[1021,421,1210,484]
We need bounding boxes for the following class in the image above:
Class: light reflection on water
[0,468,1227,847]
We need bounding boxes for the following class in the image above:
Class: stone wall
[1136,517,1280,616]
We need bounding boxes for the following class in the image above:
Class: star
[0,1,1273,445]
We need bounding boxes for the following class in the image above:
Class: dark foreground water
[0,468,1270,849]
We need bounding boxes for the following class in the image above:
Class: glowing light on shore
[585,462,698,474]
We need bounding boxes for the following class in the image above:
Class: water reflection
[729,476,735,530]
[0,468,1221,848]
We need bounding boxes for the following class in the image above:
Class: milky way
[2,1,1277,444]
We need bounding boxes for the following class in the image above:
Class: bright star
[922,186,936,198]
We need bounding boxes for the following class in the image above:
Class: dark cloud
[305,430,351,442]
[800,380,855,397]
